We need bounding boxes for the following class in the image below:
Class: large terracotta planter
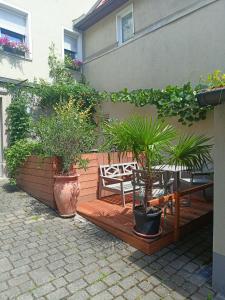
[54,174,80,217]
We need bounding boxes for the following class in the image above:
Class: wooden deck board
[77,194,213,255]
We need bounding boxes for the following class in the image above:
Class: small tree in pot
[104,115,212,237]
[35,99,96,217]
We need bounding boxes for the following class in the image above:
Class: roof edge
[74,0,129,31]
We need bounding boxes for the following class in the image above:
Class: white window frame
[62,28,82,61]
[0,1,32,59]
[116,4,134,46]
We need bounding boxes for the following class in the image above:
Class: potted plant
[35,99,95,217]
[197,70,225,106]
[0,36,29,57]
[104,116,212,237]
[64,54,83,71]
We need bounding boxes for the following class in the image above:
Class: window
[0,4,31,58]
[1,28,24,43]
[64,33,78,60]
[0,4,30,57]
[117,4,134,45]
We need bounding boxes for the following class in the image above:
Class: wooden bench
[99,162,139,206]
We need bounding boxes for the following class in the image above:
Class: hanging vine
[103,82,213,126]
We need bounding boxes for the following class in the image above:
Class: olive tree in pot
[36,99,95,217]
[104,116,212,237]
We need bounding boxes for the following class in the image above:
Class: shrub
[35,99,96,173]
[6,94,31,146]
[5,139,43,183]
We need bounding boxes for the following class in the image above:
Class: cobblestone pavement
[0,180,217,300]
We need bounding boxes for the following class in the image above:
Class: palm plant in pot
[104,115,212,237]
[35,99,95,217]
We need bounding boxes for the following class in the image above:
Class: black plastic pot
[133,206,162,236]
[197,87,225,106]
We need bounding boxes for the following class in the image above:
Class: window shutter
[64,34,77,52]
[0,7,26,35]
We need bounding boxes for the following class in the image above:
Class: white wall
[0,0,96,82]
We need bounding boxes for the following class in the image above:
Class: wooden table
[152,165,188,191]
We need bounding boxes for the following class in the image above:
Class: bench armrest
[100,176,123,183]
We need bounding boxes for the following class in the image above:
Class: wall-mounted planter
[197,87,225,106]
[2,45,25,57]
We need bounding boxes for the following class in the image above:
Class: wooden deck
[77,190,213,255]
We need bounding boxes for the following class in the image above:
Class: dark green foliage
[35,99,96,173]
[104,83,213,126]
[4,139,43,182]
[104,115,213,211]
[32,80,100,113]
[6,93,31,146]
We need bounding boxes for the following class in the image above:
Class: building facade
[74,0,224,148]
[0,0,95,176]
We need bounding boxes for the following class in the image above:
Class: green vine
[4,139,43,183]
[103,82,212,126]
[6,92,31,146]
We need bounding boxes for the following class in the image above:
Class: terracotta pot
[54,174,80,217]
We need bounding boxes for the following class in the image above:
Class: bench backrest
[100,162,138,186]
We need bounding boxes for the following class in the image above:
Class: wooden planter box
[16,152,133,210]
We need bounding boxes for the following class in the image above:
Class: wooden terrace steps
[77,194,213,255]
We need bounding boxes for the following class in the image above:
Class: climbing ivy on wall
[103,82,212,126]
[6,92,31,146]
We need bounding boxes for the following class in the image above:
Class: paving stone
[67,290,89,300]
[32,283,55,298]
[52,277,67,288]
[138,279,154,292]
[86,281,108,296]
[8,274,30,287]
[103,272,122,286]
[91,290,114,300]
[154,285,171,298]
[123,286,143,300]
[0,257,13,272]
[171,289,190,299]
[190,292,207,300]
[11,265,31,276]
[17,293,34,300]
[29,267,54,285]
[64,269,84,282]
[0,281,8,292]
[184,262,199,273]
[119,275,138,290]
[46,287,69,300]
[67,278,88,293]
[18,280,36,294]
[108,285,124,296]
[0,286,21,299]
[147,276,162,287]
[141,291,161,300]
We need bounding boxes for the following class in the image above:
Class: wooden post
[174,192,180,242]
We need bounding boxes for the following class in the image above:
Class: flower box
[0,36,29,58]
[3,45,25,57]
[197,87,225,106]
